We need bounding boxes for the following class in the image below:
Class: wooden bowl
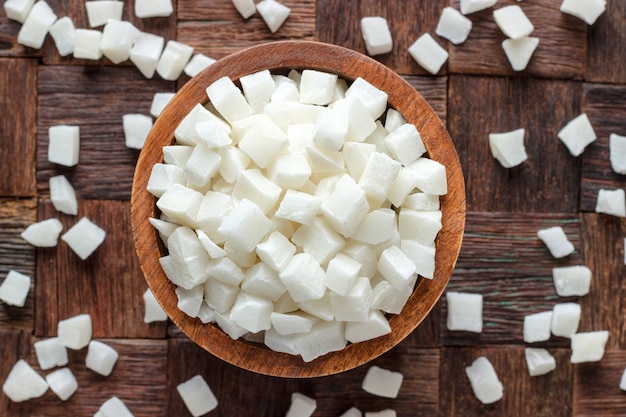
[131,40,465,378]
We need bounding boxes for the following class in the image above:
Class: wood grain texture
[35,200,168,339]
[448,0,587,79]
[0,330,32,416]
[0,58,37,197]
[448,75,583,213]
[573,350,626,416]
[586,0,626,84]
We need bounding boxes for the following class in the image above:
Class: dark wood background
[1,0,626,415]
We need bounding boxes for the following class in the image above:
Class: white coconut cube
[196,191,232,242]
[238,119,288,168]
[217,146,250,183]
[297,292,334,321]
[383,123,426,166]
[493,5,534,39]
[204,278,238,313]
[229,291,273,333]
[321,174,369,237]
[270,312,317,336]
[240,263,284,302]
[523,310,553,343]
[206,76,253,123]
[362,366,403,399]
[609,133,626,174]
[257,0,290,33]
[345,77,388,120]
[21,218,63,248]
[345,309,391,343]
[240,69,275,114]
[85,1,122,27]
[196,302,215,324]
[377,246,416,291]
[620,368,626,391]
[218,199,272,253]
[489,128,528,168]
[175,103,230,146]
[157,183,203,228]
[159,251,209,292]
[293,320,347,362]
[358,152,401,202]
[551,302,581,338]
[312,106,348,152]
[330,277,372,322]
[1,270,30,309]
[299,69,338,106]
[343,240,378,279]
[135,0,173,18]
[175,285,204,317]
[184,54,216,78]
[340,407,362,417]
[49,175,78,215]
[279,253,326,303]
[552,265,592,296]
[285,392,316,417]
[232,169,282,215]
[150,218,178,245]
[399,209,442,246]
[360,16,393,56]
[196,229,226,259]
[147,163,185,198]
[560,0,606,25]
[384,109,406,133]
[176,375,218,417]
[264,327,299,354]
[525,348,556,377]
[45,368,77,401]
[100,19,139,64]
[273,82,300,102]
[143,288,168,323]
[371,279,412,315]
[558,113,597,156]
[595,189,626,217]
[404,192,440,211]
[185,145,222,188]
[206,257,245,286]
[293,218,346,265]
[97,396,135,417]
[570,330,609,363]
[57,313,92,350]
[255,231,296,272]
[406,157,447,195]
[130,31,164,78]
[49,16,76,56]
[61,217,106,260]
[268,154,312,190]
[156,40,194,81]
[460,0,498,15]
[214,310,248,340]
[436,7,472,45]
[386,169,416,207]
[408,33,448,75]
[48,124,79,166]
[86,340,119,376]
[306,142,345,173]
[232,0,256,19]
[74,28,104,60]
[17,0,57,49]
[4,0,35,23]
[343,142,376,180]
[537,226,575,258]
[323,254,361,296]
[351,209,397,246]
[446,291,483,333]
[400,239,436,279]
[465,356,503,404]
[2,360,48,402]
[122,113,153,150]
[502,37,540,71]
[34,337,68,370]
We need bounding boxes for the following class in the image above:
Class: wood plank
[0,330,32,416]
[316,0,449,76]
[36,65,175,201]
[442,212,582,347]
[448,0,587,79]
[35,200,168,339]
[448,75,583,213]
[0,58,37,197]
[440,346,573,417]
[573,350,626,416]
[580,83,626,212]
[586,0,626,84]
[0,198,37,331]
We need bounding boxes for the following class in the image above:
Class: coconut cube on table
[96,396,135,417]
[446,291,483,333]
[17,0,57,49]
[4,0,35,23]
[502,37,540,71]
[523,310,553,343]
[232,0,256,19]
[570,330,609,363]
[560,0,606,25]
[156,40,194,81]
[143,288,168,323]
[489,128,528,167]
[177,375,218,417]
[360,16,393,56]
[620,368,626,391]
[557,113,597,157]
[21,218,63,247]
[436,7,472,45]
[285,392,316,417]
[134,0,173,18]
[537,226,575,258]
[361,366,404,399]
[85,1,123,27]
[460,0,498,14]
[552,265,592,296]
[86,340,120,376]
[57,314,92,350]
[45,368,78,401]
[123,113,153,150]
[34,337,68,370]
[609,133,626,174]
[409,33,449,75]
[493,5,534,40]
[340,407,363,417]
[0,270,31,307]
[73,28,103,60]
[100,19,140,64]
[257,0,290,33]
[129,31,165,79]
[551,302,581,338]
[61,217,106,260]
[465,356,503,404]
[48,124,79,167]
[595,189,626,217]
[2,360,48,403]
[49,175,78,215]
[524,348,556,376]
[150,92,175,117]
[49,16,76,57]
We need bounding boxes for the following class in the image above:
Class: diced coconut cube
[238,120,288,168]
[502,37,539,71]
[57,314,92,350]
[620,368,626,391]
[292,217,346,264]
[4,0,35,23]
[21,218,63,248]
[325,254,362,296]
[279,253,326,302]
[206,257,245,287]
[446,291,483,333]
[196,302,215,324]
[330,277,372,322]
[2,359,49,402]
[49,16,76,56]
[130,31,165,79]
[45,367,77,401]
[147,163,185,198]
[493,5,534,39]
[257,0,290,33]
[345,309,391,343]
[135,0,173,17]
[405,158,447,195]
[345,77,389,120]
[362,366,403,399]
[365,411,396,417]
[177,375,218,417]
[551,302,581,338]
[489,128,528,167]
[552,265,592,296]
[85,1,123,27]
[560,0,606,25]
[293,320,347,362]
[122,113,153,150]
[524,348,556,377]
[403,192,440,211]
[264,327,299,354]
[268,154,312,190]
[175,103,230,146]
[408,33,448,75]
[240,69,275,114]
[384,109,406,133]
[48,125,79,166]
[150,218,178,245]
[184,144,221,188]
[358,152,401,201]
[398,209,442,246]
[214,310,248,340]
[195,119,231,149]
[100,19,140,64]
[271,312,317,336]
[255,231,296,273]
[312,105,349,152]
[377,246,416,291]
[537,226,575,258]
[150,92,175,117]
[143,288,168,323]
[61,217,106,260]
[343,142,376,181]
[175,285,204,317]
[342,240,378,279]
[86,340,119,376]
[204,278,238,313]
[232,0,256,19]
[34,337,68,370]
[156,40,194,81]
[196,191,232,242]
[229,291,273,332]
[465,356,503,404]
[157,183,204,228]
[0,270,31,307]
[297,292,334,321]
[609,133,626,174]
[386,169,415,207]
[383,123,426,166]
[460,0,498,15]
[241,262,286,301]
[49,175,78,215]
[97,396,135,417]
[321,174,370,237]
[400,239,436,279]
[299,69,338,106]
[17,0,57,49]
[232,169,282,215]
[73,28,103,60]
[570,330,609,363]
[350,209,397,247]
[436,7,472,45]
[558,113,597,156]
[361,16,393,56]
[273,81,300,102]
[306,142,345,173]
[286,392,316,417]
[206,76,253,123]
[164,226,212,288]
[218,199,272,253]
[523,310,552,343]
[196,229,226,259]
[595,189,626,217]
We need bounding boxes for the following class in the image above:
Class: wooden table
[1,0,625,416]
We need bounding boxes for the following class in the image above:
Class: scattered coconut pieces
[134,0,173,18]
[552,265,592,296]
[570,330,609,363]
[156,40,194,81]
[85,1,123,28]
[129,31,165,79]
[537,226,575,259]
[436,7,472,45]
[595,189,626,218]
[502,36,539,71]
[143,288,169,323]
[446,291,483,333]
[4,0,35,23]
[150,92,176,117]
[123,113,153,150]
[551,302,581,338]
[460,0,498,15]
[17,0,57,49]
[0,270,31,307]
[408,33,448,75]
[48,124,80,167]
[96,396,135,417]
[488,128,528,168]
[21,218,63,247]
[560,0,606,25]
[49,16,76,57]
[609,133,626,174]
[257,0,290,34]
[34,337,68,370]
[465,356,503,404]
[49,174,78,215]
[1,359,49,402]
[73,28,103,60]
[177,375,219,417]
[361,366,403,399]
[184,54,217,78]
[524,348,556,376]
[100,19,140,64]
[493,5,534,40]
[57,313,93,350]
[523,310,552,343]
[45,367,78,401]
[86,340,119,376]
[61,217,106,260]
[557,113,597,157]
[360,16,393,56]
[232,0,256,19]
[285,392,317,417]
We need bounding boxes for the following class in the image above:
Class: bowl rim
[131,40,466,378]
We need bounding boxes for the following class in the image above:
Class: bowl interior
[131,40,466,378]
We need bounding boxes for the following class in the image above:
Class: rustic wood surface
[1,0,625,415]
